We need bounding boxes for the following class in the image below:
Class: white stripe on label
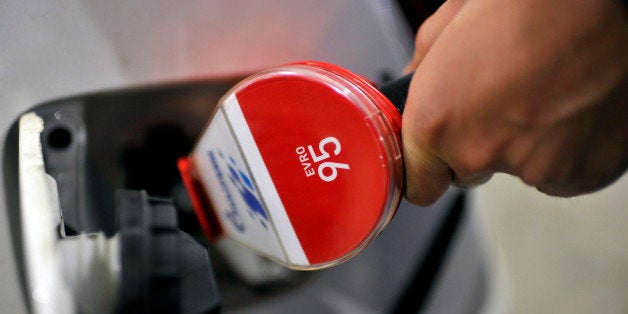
[192,111,287,262]
[223,94,309,266]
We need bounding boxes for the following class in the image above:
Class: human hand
[402,0,628,205]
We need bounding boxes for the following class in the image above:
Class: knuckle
[414,17,436,57]
[519,166,546,186]
[451,146,497,179]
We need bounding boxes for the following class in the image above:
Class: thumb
[403,134,454,206]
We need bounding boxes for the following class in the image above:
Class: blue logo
[208,150,269,231]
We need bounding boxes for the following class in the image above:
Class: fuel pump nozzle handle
[379,73,413,114]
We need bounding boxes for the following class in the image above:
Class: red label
[235,75,392,264]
